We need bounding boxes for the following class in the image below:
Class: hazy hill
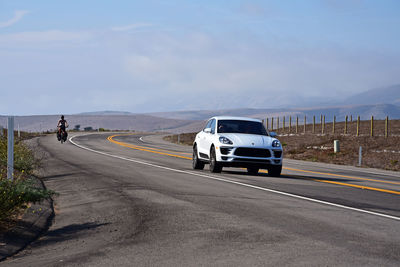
[0,114,194,133]
[77,111,134,116]
[345,84,400,106]
[147,104,400,122]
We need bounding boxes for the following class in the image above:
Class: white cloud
[0,30,93,46]
[0,10,30,28]
[110,23,153,32]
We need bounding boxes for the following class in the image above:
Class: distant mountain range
[344,84,400,106]
[148,104,400,122]
[1,84,399,133]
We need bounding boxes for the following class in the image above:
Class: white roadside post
[334,140,340,153]
[358,146,362,166]
[7,116,14,180]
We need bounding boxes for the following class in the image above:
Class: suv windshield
[217,120,268,136]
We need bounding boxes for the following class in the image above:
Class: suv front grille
[234,148,271,158]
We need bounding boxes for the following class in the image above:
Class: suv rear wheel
[192,145,205,170]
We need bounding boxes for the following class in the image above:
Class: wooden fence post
[277,117,279,133]
[289,116,292,133]
[313,116,315,133]
[357,116,360,137]
[385,116,389,138]
[370,116,374,137]
[271,117,274,131]
[333,116,336,134]
[296,117,299,134]
[304,115,306,134]
[344,115,348,134]
[322,115,325,134]
[266,118,269,130]
[283,117,285,133]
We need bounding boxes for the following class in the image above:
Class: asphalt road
[4,133,400,266]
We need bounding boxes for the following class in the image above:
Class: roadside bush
[0,137,37,174]
[0,136,54,224]
[0,177,55,222]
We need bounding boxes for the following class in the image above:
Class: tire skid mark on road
[107,134,400,196]
[69,134,400,221]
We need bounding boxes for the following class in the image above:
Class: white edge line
[69,134,400,222]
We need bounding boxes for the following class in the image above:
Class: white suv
[192,116,283,176]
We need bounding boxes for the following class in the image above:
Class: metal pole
[358,146,362,166]
[7,117,14,180]
[344,115,348,135]
[296,116,298,134]
[283,116,285,133]
[271,117,274,131]
[357,116,360,137]
[266,118,269,130]
[304,115,306,134]
[322,115,325,134]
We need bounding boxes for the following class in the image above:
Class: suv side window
[204,120,212,131]
[210,119,216,134]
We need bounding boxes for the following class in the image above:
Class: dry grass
[164,119,400,172]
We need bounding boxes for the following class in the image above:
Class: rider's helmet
[61,115,64,120]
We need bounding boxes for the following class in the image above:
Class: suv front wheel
[268,165,282,177]
[209,147,222,173]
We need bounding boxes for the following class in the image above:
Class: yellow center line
[108,135,192,160]
[107,134,400,195]
[110,134,192,156]
[311,179,400,195]
[283,167,400,185]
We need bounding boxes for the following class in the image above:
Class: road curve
[4,133,400,266]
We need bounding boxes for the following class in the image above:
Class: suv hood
[218,133,277,147]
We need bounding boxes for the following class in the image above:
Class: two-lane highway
[5,133,400,266]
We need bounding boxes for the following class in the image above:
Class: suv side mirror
[204,128,212,133]
[269,131,277,138]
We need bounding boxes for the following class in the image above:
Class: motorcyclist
[57,115,69,141]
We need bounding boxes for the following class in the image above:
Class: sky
[0,0,399,115]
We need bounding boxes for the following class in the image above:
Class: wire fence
[263,116,399,137]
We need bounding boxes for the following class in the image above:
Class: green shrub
[0,177,55,221]
[0,136,54,223]
[0,137,37,175]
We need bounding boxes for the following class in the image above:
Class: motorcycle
[57,126,68,144]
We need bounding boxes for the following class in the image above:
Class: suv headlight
[219,136,233,145]
[272,140,281,147]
